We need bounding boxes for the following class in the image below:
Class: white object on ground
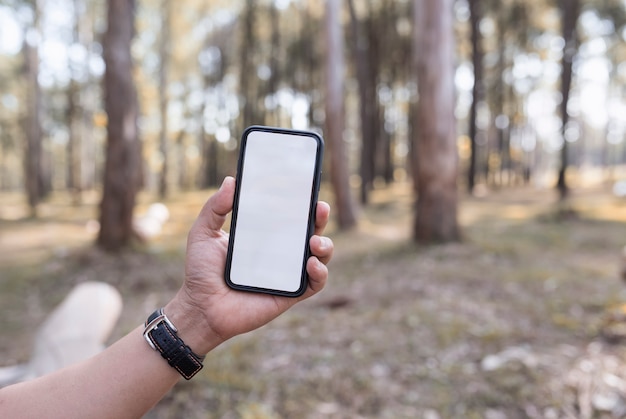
[613,180,626,198]
[0,281,122,387]
[133,203,170,239]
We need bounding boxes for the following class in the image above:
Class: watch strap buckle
[143,308,204,380]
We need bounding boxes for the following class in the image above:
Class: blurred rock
[85,219,100,235]
[0,281,122,387]
[485,409,508,419]
[565,342,626,418]
[423,409,441,419]
[592,391,622,413]
[613,180,626,198]
[134,203,170,240]
[481,345,537,372]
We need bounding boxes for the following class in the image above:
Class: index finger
[314,201,330,236]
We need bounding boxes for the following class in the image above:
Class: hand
[165,176,334,355]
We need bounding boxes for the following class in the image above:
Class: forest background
[2,0,626,417]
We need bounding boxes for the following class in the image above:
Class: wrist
[163,292,224,356]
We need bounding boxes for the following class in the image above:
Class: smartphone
[225,125,324,297]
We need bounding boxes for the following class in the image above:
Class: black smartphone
[225,125,324,297]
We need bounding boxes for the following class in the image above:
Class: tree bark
[201,130,219,188]
[198,22,227,189]
[239,0,257,130]
[325,0,357,229]
[266,2,281,126]
[79,4,97,191]
[66,0,85,204]
[494,18,507,188]
[97,0,142,251]
[412,0,460,243]
[23,1,43,217]
[371,1,391,185]
[158,0,171,198]
[556,0,580,201]
[66,77,81,198]
[347,0,377,204]
[467,0,483,194]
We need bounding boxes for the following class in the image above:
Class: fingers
[314,201,330,236]
[309,235,333,265]
[192,177,236,234]
[306,256,328,294]
[301,235,333,298]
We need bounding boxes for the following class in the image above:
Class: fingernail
[219,176,233,191]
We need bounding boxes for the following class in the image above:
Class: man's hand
[165,176,334,355]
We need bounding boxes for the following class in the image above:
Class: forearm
[0,325,180,419]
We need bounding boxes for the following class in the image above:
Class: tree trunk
[266,2,281,126]
[200,128,219,188]
[493,17,507,188]
[556,0,580,201]
[198,23,226,189]
[239,0,257,130]
[97,0,142,251]
[347,0,377,204]
[158,0,171,198]
[22,2,43,217]
[79,4,97,191]
[0,129,8,190]
[371,1,391,185]
[325,0,357,230]
[467,0,483,194]
[199,71,220,188]
[380,116,394,184]
[412,0,460,243]
[66,78,80,198]
[66,0,84,204]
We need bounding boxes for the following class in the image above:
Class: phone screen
[225,126,324,296]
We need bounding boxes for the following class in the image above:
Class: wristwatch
[143,308,205,380]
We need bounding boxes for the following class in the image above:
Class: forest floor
[2,180,626,418]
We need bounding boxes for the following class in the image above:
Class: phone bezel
[224,125,324,297]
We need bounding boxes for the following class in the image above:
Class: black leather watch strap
[143,308,205,380]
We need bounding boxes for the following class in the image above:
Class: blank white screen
[229,130,318,293]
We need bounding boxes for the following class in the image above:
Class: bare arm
[0,177,334,418]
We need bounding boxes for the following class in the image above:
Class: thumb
[191,176,236,235]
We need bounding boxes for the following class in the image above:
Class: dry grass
[1,182,626,418]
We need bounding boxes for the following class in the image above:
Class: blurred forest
[3,0,626,417]
[1,0,625,246]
